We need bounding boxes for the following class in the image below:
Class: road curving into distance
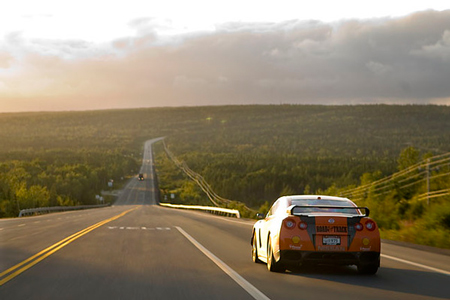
[1,138,449,299]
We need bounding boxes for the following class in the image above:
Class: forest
[1,105,449,247]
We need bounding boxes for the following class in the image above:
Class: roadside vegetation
[322,147,450,248]
[1,105,449,248]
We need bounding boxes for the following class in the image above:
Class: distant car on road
[138,173,144,181]
[251,195,380,274]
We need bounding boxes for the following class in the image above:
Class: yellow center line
[0,207,138,286]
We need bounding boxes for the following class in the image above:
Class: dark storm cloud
[115,9,450,106]
[1,10,450,111]
[173,9,450,104]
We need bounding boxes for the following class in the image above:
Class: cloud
[1,10,450,111]
[412,30,450,62]
[366,61,393,75]
[0,52,14,68]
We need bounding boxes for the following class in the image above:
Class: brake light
[299,222,308,230]
[365,220,376,231]
[284,219,296,229]
[354,223,363,231]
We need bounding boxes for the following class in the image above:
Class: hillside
[1,105,449,229]
[153,105,450,205]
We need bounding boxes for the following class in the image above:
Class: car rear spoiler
[287,205,370,217]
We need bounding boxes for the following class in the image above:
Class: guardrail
[18,204,111,217]
[159,203,240,218]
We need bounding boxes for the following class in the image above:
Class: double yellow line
[0,207,137,286]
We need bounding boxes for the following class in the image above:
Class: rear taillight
[299,222,308,230]
[284,219,296,229]
[354,221,376,231]
[365,220,376,231]
[354,223,363,231]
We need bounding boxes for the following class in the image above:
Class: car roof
[282,195,352,202]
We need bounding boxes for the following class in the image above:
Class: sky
[1,1,450,112]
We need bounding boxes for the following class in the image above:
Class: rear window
[291,199,360,215]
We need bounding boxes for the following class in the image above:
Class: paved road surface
[114,138,163,206]
[1,139,449,299]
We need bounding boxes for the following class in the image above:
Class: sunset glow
[1,1,449,112]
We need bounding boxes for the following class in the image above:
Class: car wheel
[357,263,379,275]
[267,236,285,272]
[252,232,261,263]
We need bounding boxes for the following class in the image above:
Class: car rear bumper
[280,250,380,266]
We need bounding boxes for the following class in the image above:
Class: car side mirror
[256,213,265,219]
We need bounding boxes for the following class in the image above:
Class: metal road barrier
[159,203,240,218]
[18,204,111,217]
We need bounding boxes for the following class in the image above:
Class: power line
[340,152,450,203]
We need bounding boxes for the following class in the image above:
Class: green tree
[279,184,295,197]
[16,184,50,209]
[397,146,420,171]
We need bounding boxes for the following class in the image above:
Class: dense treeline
[1,105,449,226]
[156,105,450,207]
[327,147,450,248]
[0,150,139,217]
[151,105,450,247]
[0,110,153,217]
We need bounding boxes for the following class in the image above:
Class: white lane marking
[175,226,271,300]
[33,221,41,224]
[107,226,170,231]
[0,228,3,231]
[381,254,450,276]
[18,224,26,227]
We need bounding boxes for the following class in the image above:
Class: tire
[252,232,262,263]
[267,237,285,272]
[357,263,379,275]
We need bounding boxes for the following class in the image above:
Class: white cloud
[0,52,14,69]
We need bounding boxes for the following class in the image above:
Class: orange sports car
[251,195,380,274]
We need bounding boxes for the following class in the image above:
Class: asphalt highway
[1,139,449,300]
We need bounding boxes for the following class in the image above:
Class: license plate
[323,236,341,245]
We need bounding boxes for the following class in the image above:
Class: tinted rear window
[291,199,359,215]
